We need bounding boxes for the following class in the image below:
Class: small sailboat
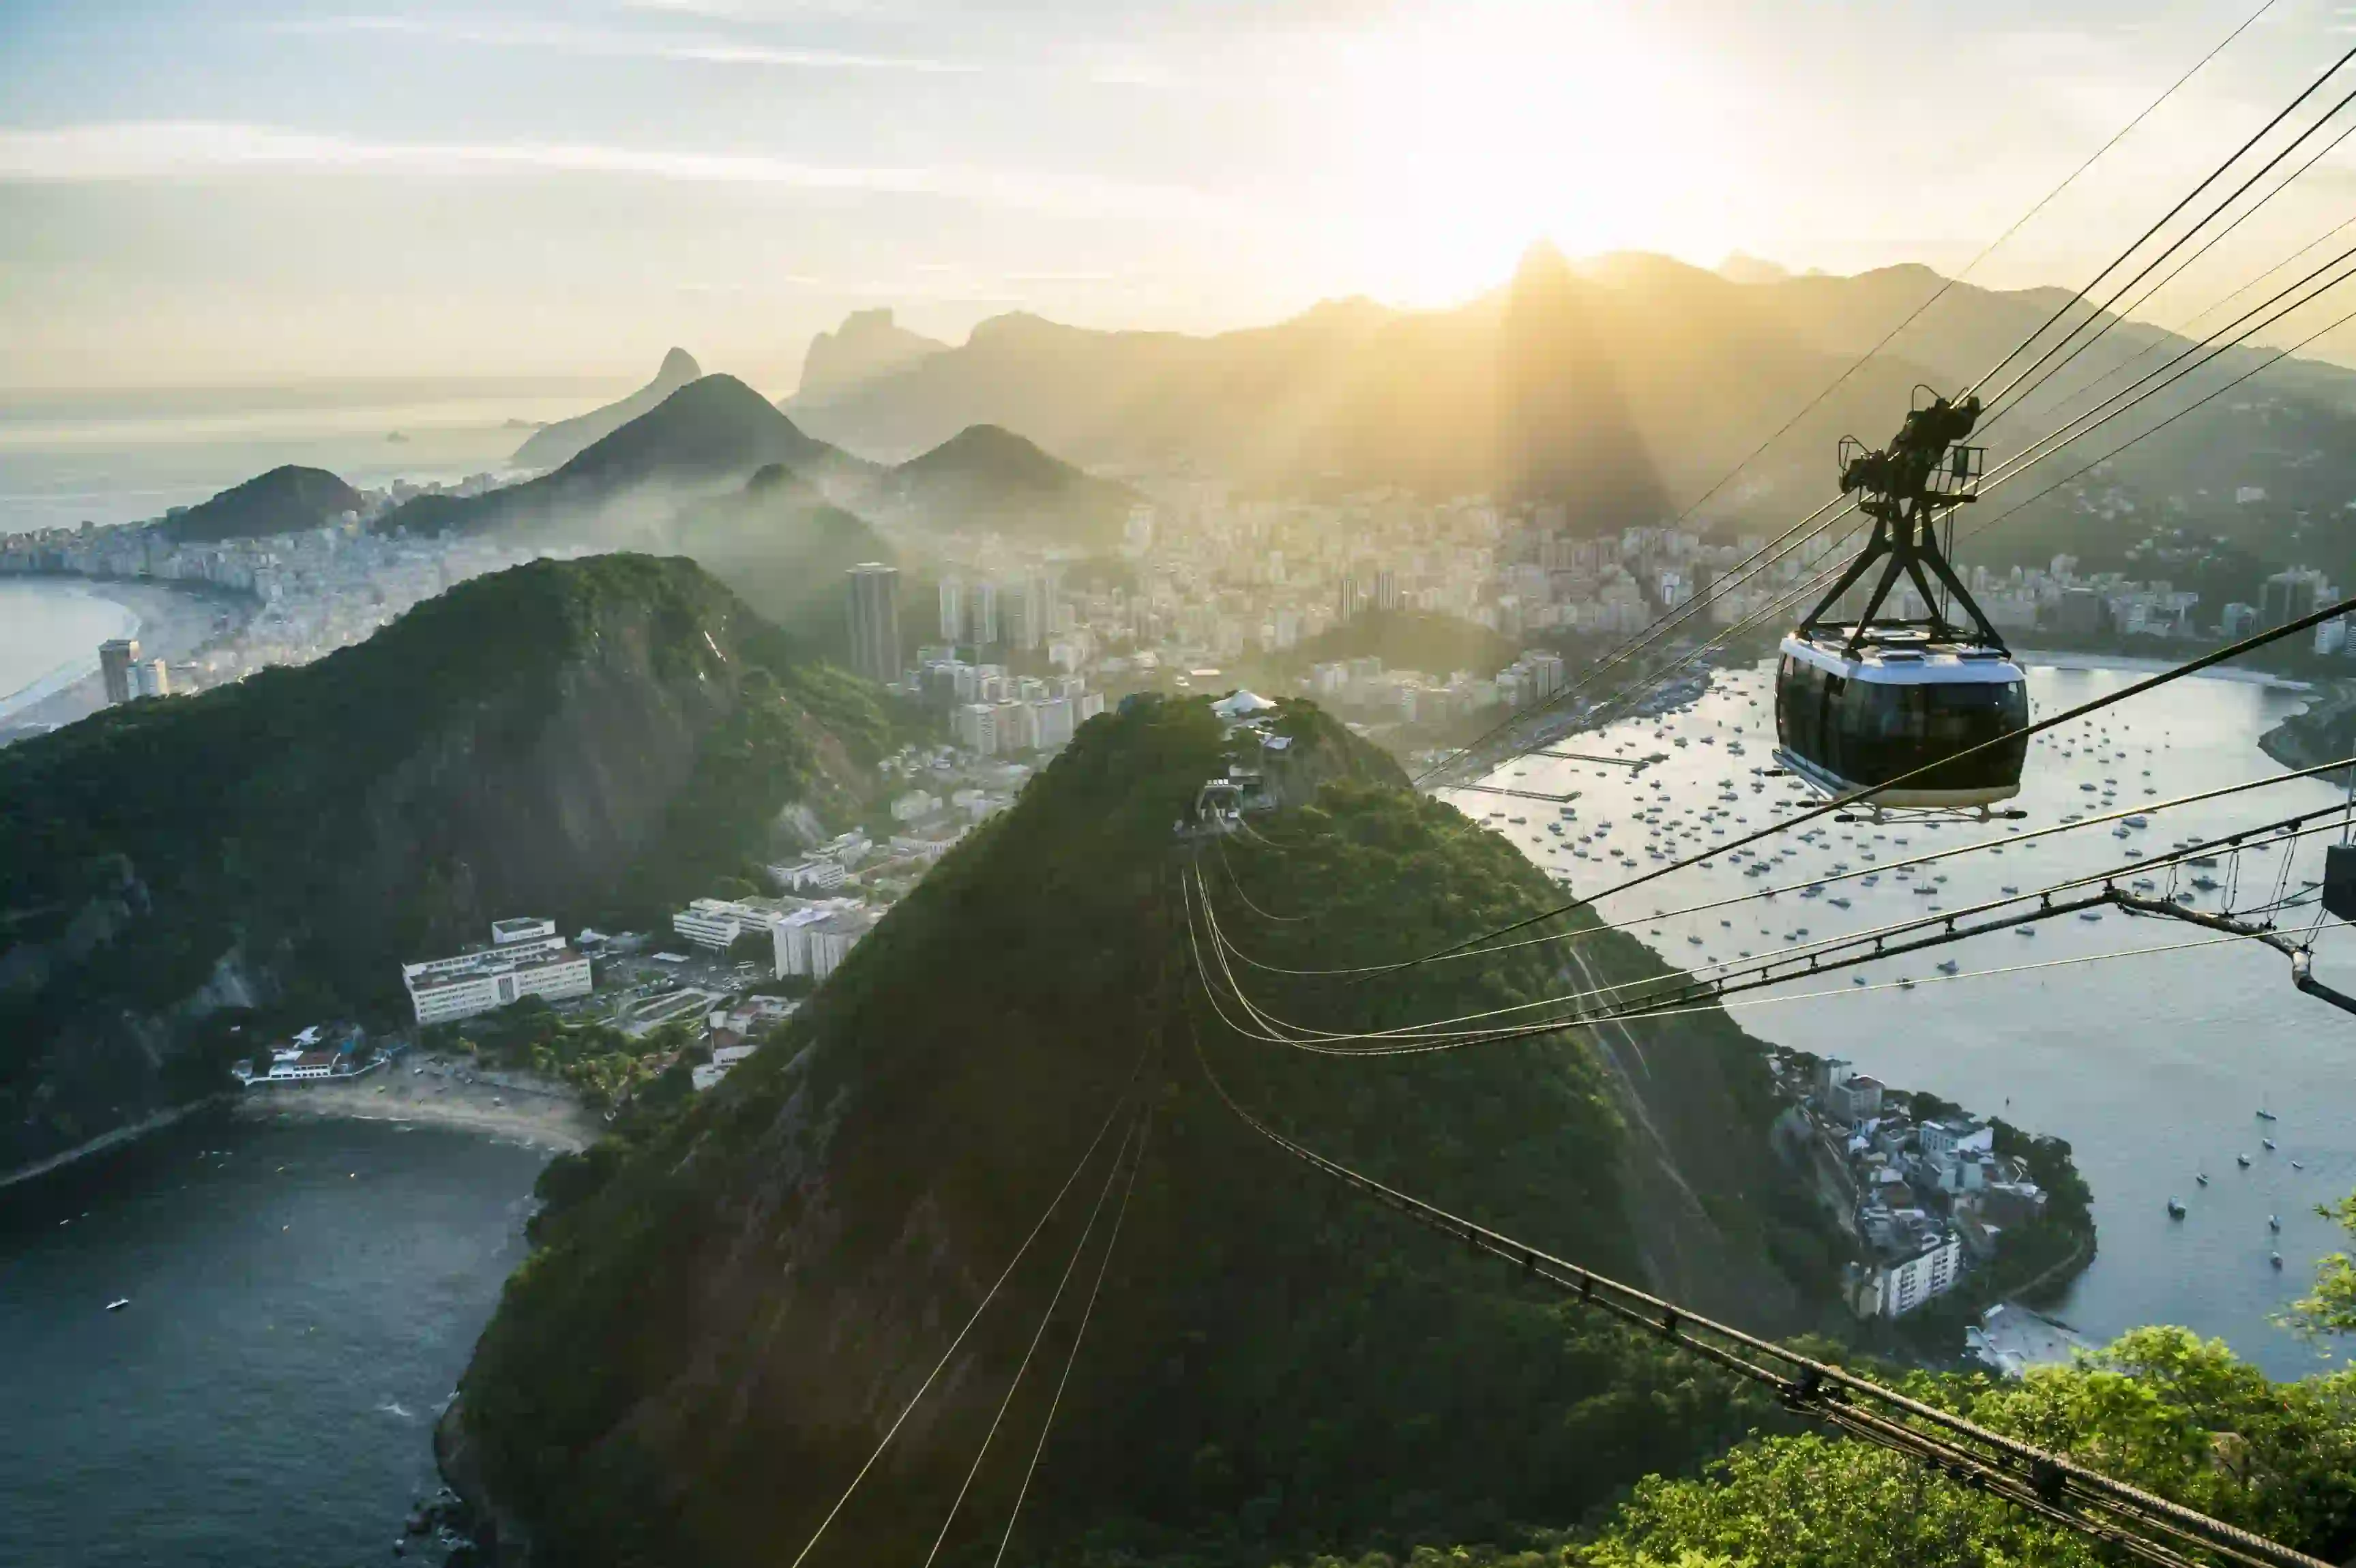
[2256,1107,2278,1121]
[2166,1197,2187,1218]
[2262,1138,2276,1151]
[2268,1215,2281,1232]
[2196,1172,2209,1187]
[2293,1160,2306,1170]
[1936,959,1960,975]
[2270,1252,2284,1270]
[104,1298,130,1312]
[2237,1153,2252,1168]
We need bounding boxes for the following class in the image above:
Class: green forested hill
[0,553,887,1172]
[447,695,1842,1567]
[157,463,365,544]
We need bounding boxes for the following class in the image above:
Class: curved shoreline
[0,574,254,738]
[235,1071,599,1152]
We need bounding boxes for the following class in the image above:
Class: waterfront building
[400,919,593,1025]
[846,563,901,683]
[98,637,139,705]
[1851,1232,1964,1318]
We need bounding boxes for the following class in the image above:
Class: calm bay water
[0,1109,549,1567]
[0,578,141,720]
[1461,658,2356,1380]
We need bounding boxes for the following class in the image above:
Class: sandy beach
[233,1067,601,1151]
[0,575,253,739]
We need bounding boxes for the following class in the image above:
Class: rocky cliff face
[0,554,885,1176]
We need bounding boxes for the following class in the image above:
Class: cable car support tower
[1803,388,2004,656]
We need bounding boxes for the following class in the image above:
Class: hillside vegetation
[0,554,887,1172]
[448,695,1844,1567]
[158,463,364,544]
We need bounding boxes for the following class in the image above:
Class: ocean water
[0,578,143,720]
[1457,659,2356,1380]
[0,1108,550,1567]
[0,382,628,535]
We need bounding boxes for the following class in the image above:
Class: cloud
[0,122,1222,220]
[275,14,977,73]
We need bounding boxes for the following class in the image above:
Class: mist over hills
[513,347,703,470]
[668,464,896,652]
[381,374,860,542]
[844,421,1143,548]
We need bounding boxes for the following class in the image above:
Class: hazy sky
[3,0,2353,389]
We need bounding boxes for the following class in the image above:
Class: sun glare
[1328,2,1733,304]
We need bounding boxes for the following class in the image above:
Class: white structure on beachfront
[400,918,593,1026]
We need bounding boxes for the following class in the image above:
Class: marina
[1451,657,2356,1377]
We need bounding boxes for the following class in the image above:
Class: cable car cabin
[1774,633,2027,810]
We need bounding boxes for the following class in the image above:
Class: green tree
[2289,1189,2356,1336]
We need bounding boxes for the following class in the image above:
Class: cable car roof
[1780,632,2024,686]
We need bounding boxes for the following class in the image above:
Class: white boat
[105,1298,130,1312]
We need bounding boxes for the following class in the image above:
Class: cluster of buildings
[907,492,1778,678]
[1302,647,1571,729]
[1911,556,2348,649]
[4,493,572,712]
[1776,1055,2052,1320]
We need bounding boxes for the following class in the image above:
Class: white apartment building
[671,897,787,951]
[773,903,877,982]
[1855,1233,1964,1318]
[400,918,593,1026]
[954,701,999,754]
[770,859,848,893]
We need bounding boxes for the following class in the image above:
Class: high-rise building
[2258,568,2324,634]
[846,563,901,684]
[939,578,967,642]
[98,638,140,705]
[971,580,1001,647]
[135,658,171,698]
[1374,569,1400,612]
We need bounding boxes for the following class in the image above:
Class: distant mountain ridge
[159,464,364,544]
[784,251,2356,554]
[794,308,946,402]
[514,348,702,469]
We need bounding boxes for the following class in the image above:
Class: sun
[1323,1,1737,305]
